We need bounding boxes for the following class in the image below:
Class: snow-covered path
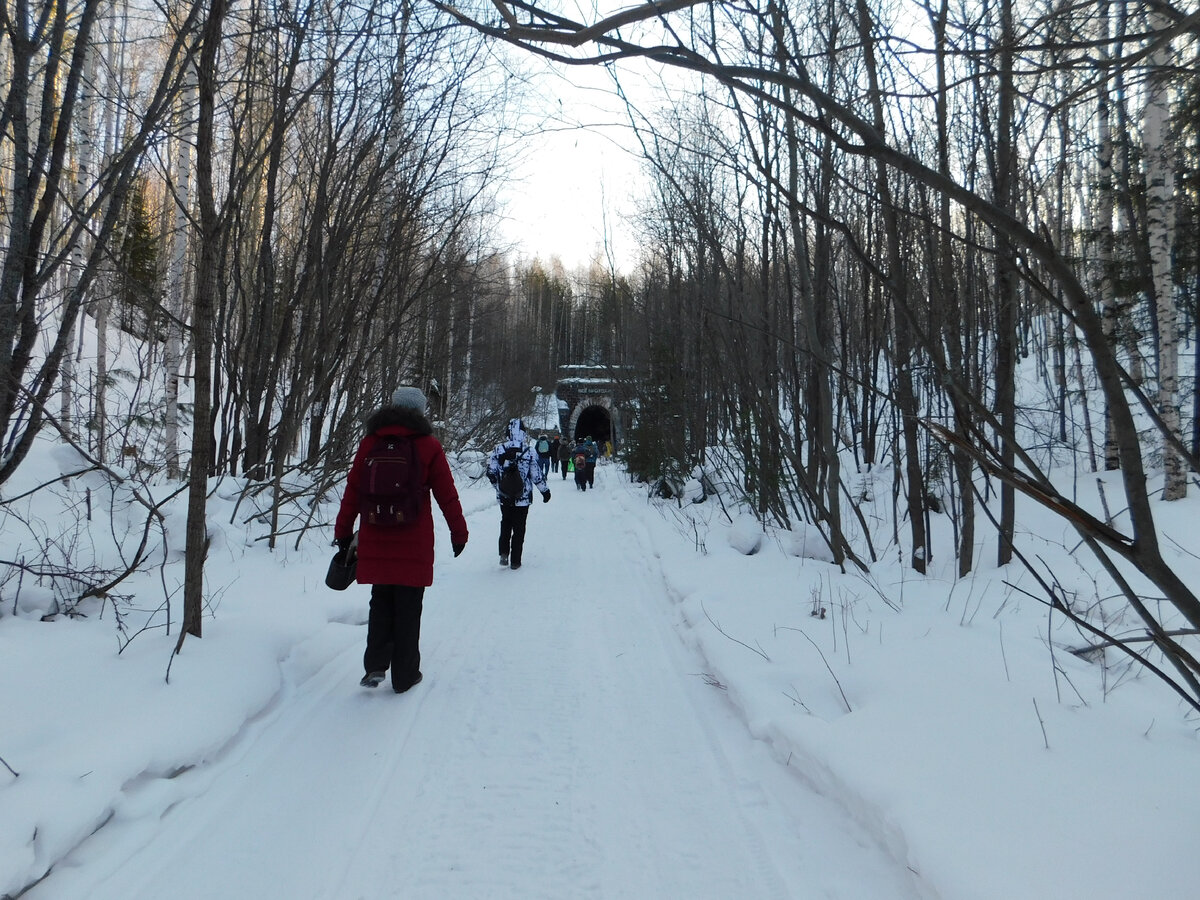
[28,466,926,899]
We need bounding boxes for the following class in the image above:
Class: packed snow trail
[30,465,928,899]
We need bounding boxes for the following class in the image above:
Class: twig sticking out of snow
[779,626,852,713]
[1032,697,1050,749]
[701,600,770,661]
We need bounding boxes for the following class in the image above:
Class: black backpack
[498,447,525,502]
[359,436,423,526]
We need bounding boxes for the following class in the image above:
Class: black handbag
[325,539,358,591]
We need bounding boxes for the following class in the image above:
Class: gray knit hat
[391,386,428,413]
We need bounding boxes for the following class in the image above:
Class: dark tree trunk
[179,0,229,646]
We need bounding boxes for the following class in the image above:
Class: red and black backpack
[359,436,423,526]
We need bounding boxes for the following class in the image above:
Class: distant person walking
[487,419,551,570]
[335,386,468,693]
[535,433,553,479]
[572,439,589,491]
[582,435,599,488]
[557,437,573,481]
[549,434,562,474]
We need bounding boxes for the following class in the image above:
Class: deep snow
[3,448,1199,899]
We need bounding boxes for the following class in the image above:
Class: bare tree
[435,0,1200,703]
[178,0,228,647]
[0,0,203,486]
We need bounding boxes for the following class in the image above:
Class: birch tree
[0,0,203,486]
[1143,7,1184,499]
[59,26,100,440]
[164,66,197,481]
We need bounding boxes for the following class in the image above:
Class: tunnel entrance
[573,405,612,447]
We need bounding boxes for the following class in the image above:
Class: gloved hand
[452,542,466,557]
[542,491,551,503]
[335,535,352,553]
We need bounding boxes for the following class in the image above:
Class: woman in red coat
[335,386,468,692]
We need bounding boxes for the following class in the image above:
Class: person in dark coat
[572,439,589,491]
[557,436,573,480]
[486,418,550,570]
[549,434,561,474]
[335,386,468,692]
[582,435,600,488]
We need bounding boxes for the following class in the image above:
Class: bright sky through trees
[495,44,648,270]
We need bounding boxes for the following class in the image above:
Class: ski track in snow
[28,466,929,900]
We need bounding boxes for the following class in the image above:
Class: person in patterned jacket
[486,418,551,570]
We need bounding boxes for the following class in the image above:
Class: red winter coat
[335,406,468,587]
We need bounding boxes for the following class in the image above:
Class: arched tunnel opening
[574,405,613,448]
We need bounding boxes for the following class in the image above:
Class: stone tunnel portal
[573,405,612,447]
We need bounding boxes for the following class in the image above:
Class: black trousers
[498,502,530,564]
[364,584,425,689]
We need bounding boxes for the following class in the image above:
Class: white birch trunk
[60,37,99,438]
[1096,0,1120,471]
[464,285,475,418]
[94,0,122,462]
[0,33,9,250]
[1144,11,1182,499]
[165,67,197,481]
